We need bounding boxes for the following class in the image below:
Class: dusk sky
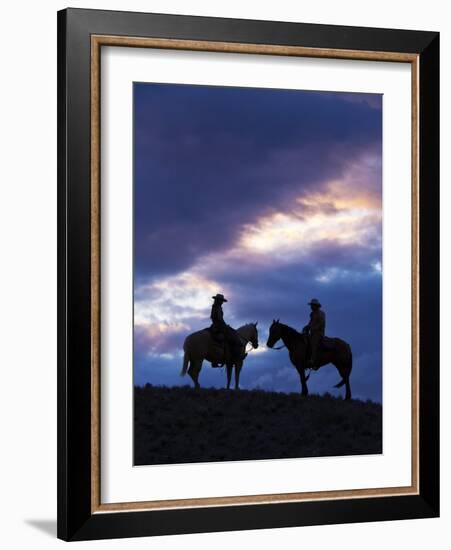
[133,82,383,402]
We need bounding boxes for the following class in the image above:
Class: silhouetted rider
[210,294,227,329]
[303,298,325,370]
[210,294,245,367]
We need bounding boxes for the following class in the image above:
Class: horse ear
[276,318,280,323]
[255,321,258,327]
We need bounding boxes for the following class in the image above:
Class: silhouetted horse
[181,323,259,390]
[266,320,353,399]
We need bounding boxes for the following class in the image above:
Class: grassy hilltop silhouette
[134,384,382,466]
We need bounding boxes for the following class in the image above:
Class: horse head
[266,319,281,348]
[237,322,259,349]
[249,322,259,349]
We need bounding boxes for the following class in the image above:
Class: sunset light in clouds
[133,83,383,401]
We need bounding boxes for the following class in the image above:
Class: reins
[271,343,286,350]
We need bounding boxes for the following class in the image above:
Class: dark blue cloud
[134,83,381,280]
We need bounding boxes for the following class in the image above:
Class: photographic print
[133,82,383,466]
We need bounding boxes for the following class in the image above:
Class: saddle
[207,324,225,344]
[206,325,244,366]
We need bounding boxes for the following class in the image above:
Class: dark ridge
[134,385,382,466]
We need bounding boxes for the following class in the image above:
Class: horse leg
[235,364,242,390]
[226,364,233,389]
[345,377,352,400]
[188,360,202,389]
[298,367,309,396]
[334,361,352,400]
[345,352,353,400]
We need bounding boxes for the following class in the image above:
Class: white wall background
[0,1,448,547]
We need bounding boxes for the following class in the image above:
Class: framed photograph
[57,8,439,541]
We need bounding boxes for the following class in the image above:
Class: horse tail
[181,351,190,377]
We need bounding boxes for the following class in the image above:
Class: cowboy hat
[212,293,228,302]
[308,298,321,307]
